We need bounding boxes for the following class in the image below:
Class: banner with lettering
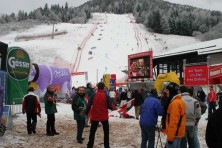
[210,64,222,84]
[184,65,209,86]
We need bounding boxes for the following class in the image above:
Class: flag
[118,99,135,118]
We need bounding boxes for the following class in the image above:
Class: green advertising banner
[6,47,31,105]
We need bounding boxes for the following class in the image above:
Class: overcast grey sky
[0,0,90,14]
[0,0,221,15]
[164,0,222,11]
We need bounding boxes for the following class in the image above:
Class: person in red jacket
[208,86,217,118]
[85,82,117,148]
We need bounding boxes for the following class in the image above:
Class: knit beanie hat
[166,82,179,100]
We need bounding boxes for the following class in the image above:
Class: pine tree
[161,16,170,34]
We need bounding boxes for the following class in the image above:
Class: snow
[0,13,208,147]
[0,103,208,147]
[0,13,199,86]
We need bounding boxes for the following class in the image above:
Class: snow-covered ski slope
[0,13,200,86]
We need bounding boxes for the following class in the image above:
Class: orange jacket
[165,94,186,141]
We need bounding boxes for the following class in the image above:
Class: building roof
[154,38,222,59]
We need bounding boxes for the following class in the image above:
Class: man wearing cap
[206,94,222,148]
[164,82,186,148]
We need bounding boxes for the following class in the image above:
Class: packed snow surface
[0,13,199,86]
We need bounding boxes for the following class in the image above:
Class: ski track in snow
[0,13,206,147]
[0,13,199,86]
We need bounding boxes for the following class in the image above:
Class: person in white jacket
[109,90,116,104]
[180,86,201,148]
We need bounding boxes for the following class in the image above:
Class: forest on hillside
[1,0,222,41]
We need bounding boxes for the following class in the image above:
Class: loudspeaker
[0,41,8,71]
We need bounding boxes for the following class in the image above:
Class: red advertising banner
[210,64,222,84]
[210,64,222,79]
[128,51,153,79]
[71,72,85,76]
[184,65,209,86]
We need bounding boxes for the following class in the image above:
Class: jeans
[193,125,200,148]
[181,126,195,148]
[87,120,109,148]
[26,113,37,133]
[76,119,85,141]
[47,114,56,134]
[167,138,181,148]
[140,125,155,148]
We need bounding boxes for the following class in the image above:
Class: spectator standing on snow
[120,89,127,107]
[163,82,186,148]
[208,86,217,119]
[180,86,201,148]
[22,87,41,135]
[217,85,222,105]
[85,82,117,148]
[44,85,59,136]
[127,90,132,101]
[206,95,222,148]
[188,87,203,148]
[85,83,95,99]
[109,89,116,104]
[140,89,163,148]
[72,86,86,144]
[160,90,170,133]
[85,83,95,127]
[197,88,206,102]
[72,86,76,96]
[133,90,143,120]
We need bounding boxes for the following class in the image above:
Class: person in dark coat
[197,88,206,102]
[72,86,86,144]
[85,83,94,99]
[120,90,127,107]
[206,97,222,148]
[84,83,95,127]
[22,87,41,134]
[160,91,170,132]
[132,90,144,119]
[44,85,59,136]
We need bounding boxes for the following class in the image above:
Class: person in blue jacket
[140,89,163,148]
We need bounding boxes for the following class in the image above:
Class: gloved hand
[168,141,173,145]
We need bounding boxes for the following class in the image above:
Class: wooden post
[52,23,55,39]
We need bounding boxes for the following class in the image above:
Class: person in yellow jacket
[164,82,186,148]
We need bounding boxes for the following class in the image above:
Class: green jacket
[72,93,86,120]
[85,88,94,98]
[44,92,57,115]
